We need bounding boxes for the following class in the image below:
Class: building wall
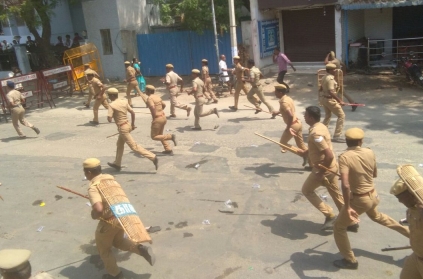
[116,0,160,34]
[250,0,279,69]
[240,21,254,61]
[50,0,75,44]
[364,8,393,55]
[347,9,365,43]
[82,0,123,79]
[335,9,343,60]
[68,1,87,36]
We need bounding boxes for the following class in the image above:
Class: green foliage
[153,0,245,33]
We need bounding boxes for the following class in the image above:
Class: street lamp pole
[228,0,238,59]
[211,0,220,70]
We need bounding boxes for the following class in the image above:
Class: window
[100,29,113,55]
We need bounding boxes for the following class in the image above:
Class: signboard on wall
[258,19,280,58]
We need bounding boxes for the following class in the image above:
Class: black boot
[138,245,156,266]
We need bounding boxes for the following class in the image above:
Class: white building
[81,0,160,79]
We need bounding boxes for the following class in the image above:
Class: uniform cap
[6,80,15,88]
[274,84,287,90]
[192,69,200,74]
[326,63,337,70]
[124,61,131,65]
[84,63,90,67]
[201,59,208,63]
[83,158,101,169]
[107,88,119,95]
[233,56,240,60]
[166,64,174,68]
[0,249,31,271]
[146,85,155,91]
[390,179,408,196]
[345,128,364,140]
[85,69,95,76]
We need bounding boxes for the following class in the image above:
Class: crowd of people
[0,46,422,279]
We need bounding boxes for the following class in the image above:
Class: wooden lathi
[397,164,423,204]
[97,179,152,244]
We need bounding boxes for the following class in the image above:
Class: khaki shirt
[234,63,244,79]
[202,66,210,79]
[87,173,116,220]
[249,66,262,87]
[279,95,298,125]
[321,74,338,96]
[108,99,133,125]
[338,146,377,194]
[6,89,22,106]
[126,66,136,81]
[84,69,100,79]
[90,77,103,96]
[147,95,165,117]
[408,207,423,257]
[329,58,341,69]
[165,71,182,89]
[308,122,336,169]
[192,77,204,98]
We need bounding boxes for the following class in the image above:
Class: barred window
[100,29,113,55]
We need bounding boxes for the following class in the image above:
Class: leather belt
[127,78,136,82]
[352,188,375,197]
[292,119,299,125]
[154,113,165,119]
[12,104,22,108]
[195,95,204,99]
[168,85,177,89]
[252,84,261,88]
[119,122,129,127]
[322,95,334,99]
[104,216,116,221]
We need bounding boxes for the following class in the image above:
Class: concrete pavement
[1,71,422,279]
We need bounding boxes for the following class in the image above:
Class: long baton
[244,105,282,118]
[254,132,307,166]
[344,103,365,107]
[317,164,341,177]
[106,126,137,138]
[381,246,412,252]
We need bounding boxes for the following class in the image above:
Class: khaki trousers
[401,252,423,279]
[334,190,410,263]
[95,221,140,277]
[126,80,147,106]
[86,85,94,105]
[169,88,188,115]
[280,121,307,151]
[11,106,33,136]
[194,97,214,128]
[114,123,155,166]
[301,167,344,217]
[151,116,172,151]
[93,95,109,122]
[321,97,345,138]
[247,85,273,112]
[234,81,249,108]
[204,77,217,101]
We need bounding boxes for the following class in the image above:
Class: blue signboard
[110,202,138,218]
[258,19,280,58]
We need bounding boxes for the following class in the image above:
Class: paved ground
[1,69,422,279]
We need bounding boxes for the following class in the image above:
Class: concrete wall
[50,0,75,44]
[364,8,393,55]
[69,1,87,36]
[82,0,123,79]
[116,0,160,34]
[250,0,279,69]
[240,21,254,61]
[347,9,365,43]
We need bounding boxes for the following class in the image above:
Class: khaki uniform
[320,74,345,138]
[91,77,109,123]
[302,122,344,217]
[192,77,214,128]
[247,66,272,112]
[202,66,217,101]
[88,174,142,277]
[126,66,147,106]
[108,99,155,166]
[6,89,34,136]
[401,207,423,279]
[278,95,306,152]
[166,71,189,115]
[330,58,355,104]
[233,63,249,108]
[84,69,100,106]
[147,95,172,151]
[334,146,410,263]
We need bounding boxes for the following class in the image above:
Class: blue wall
[137,28,242,76]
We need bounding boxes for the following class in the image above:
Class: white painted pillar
[278,11,285,53]
[13,45,31,74]
[250,0,261,67]
[334,7,343,60]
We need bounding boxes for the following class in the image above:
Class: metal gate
[137,28,242,76]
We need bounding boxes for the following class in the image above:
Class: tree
[0,0,77,68]
[153,0,247,33]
